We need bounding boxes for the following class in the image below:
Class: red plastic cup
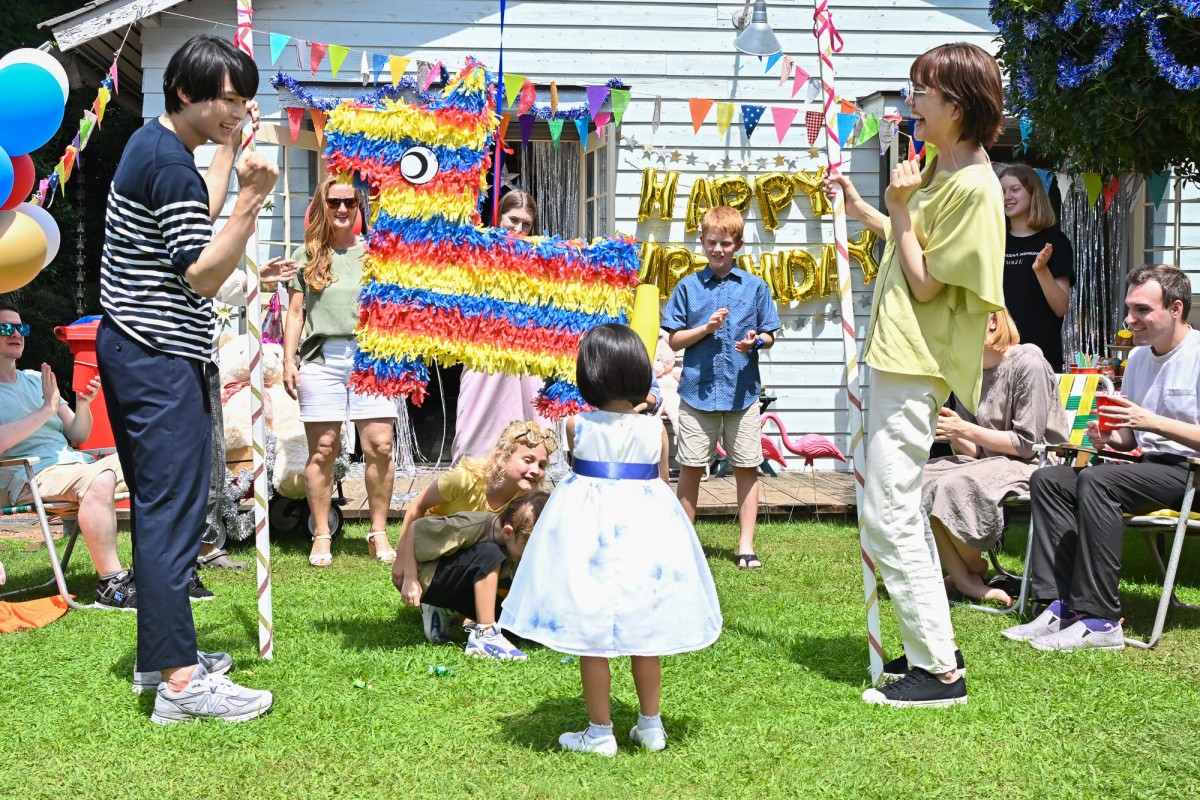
[1095,392,1122,432]
[73,360,99,394]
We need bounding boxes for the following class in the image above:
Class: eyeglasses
[325,196,359,209]
[901,81,930,100]
[514,425,559,455]
[0,323,31,337]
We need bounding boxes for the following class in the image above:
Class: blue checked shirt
[661,267,781,412]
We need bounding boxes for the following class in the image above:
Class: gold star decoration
[773,154,787,167]
[215,304,234,325]
[670,150,682,163]
[809,147,821,159]
[643,143,656,156]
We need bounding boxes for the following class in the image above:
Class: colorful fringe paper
[323,59,640,418]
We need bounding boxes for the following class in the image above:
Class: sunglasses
[325,196,359,209]
[901,81,930,101]
[515,426,559,455]
[0,322,31,337]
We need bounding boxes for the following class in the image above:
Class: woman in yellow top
[393,420,557,625]
[826,42,1006,708]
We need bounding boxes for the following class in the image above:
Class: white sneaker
[629,723,668,751]
[132,650,232,693]
[1001,602,1073,642]
[559,729,619,756]
[465,624,527,661]
[421,604,453,643]
[150,664,273,725]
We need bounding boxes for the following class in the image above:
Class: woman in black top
[996,164,1074,371]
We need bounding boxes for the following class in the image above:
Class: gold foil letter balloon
[639,241,665,297]
[637,168,680,222]
[754,172,794,231]
[792,167,832,217]
[661,246,698,297]
[685,178,717,233]
[712,175,752,213]
[818,244,839,297]
[785,249,818,301]
[847,228,880,283]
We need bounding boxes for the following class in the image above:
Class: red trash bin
[54,316,114,453]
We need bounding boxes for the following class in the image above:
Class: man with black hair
[97,34,278,723]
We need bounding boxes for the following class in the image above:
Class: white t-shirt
[1122,329,1200,457]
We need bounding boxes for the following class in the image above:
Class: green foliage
[3,518,1200,798]
[0,1,139,397]
[991,0,1200,182]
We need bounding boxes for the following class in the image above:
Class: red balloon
[304,201,363,235]
[1,154,35,211]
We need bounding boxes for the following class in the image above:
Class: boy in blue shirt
[662,206,781,569]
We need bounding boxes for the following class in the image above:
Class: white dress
[500,410,722,657]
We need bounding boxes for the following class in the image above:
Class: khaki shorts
[15,453,126,506]
[676,401,762,468]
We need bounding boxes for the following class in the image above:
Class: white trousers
[862,368,958,674]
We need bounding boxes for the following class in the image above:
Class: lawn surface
[2,519,1199,799]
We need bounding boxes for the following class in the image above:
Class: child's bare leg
[733,466,760,557]
[630,656,661,717]
[473,566,501,626]
[676,465,704,523]
[579,656,612,725]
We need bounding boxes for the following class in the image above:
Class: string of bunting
[35,58,119,207]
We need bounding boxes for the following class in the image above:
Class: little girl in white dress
[501,324,722,756]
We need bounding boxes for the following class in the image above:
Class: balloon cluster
[638,228,880,301]
[0,49,67,293]
[638,167,832,232]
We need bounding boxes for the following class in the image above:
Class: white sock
[637,712,663,730]
[586,721,613,738]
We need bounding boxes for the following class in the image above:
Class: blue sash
[572,458,659,481]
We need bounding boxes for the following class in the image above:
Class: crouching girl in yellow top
[826,42,1006,707]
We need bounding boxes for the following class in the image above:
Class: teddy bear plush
[653,334,682,433]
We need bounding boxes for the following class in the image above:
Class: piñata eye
[399,146,438,185]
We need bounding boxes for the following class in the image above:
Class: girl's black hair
[163,35,259,114]
[575,323,652,408]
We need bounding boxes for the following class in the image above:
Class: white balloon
[0,48,70,103]
[16,202,60,267]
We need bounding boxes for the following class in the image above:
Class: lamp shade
[734,1,782,57]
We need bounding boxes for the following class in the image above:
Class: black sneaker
[95,570,138,612]
[188,570,215,602]
[882,649,966,681]
[862,667,967,708]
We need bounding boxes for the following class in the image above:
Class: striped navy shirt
[100,119,215,361]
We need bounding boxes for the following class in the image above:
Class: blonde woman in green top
[283,174,398,568]
[826,43,1006,708]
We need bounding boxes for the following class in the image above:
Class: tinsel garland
[271,70,629,120]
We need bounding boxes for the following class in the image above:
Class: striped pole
[813,0,883,685]
[234,0,274,660]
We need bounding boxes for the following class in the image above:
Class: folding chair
[958,372,1113,615]
[0,454,126,611]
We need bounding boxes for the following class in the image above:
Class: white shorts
[297,337,399,423]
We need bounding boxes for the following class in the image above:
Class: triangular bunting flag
[716,102,734,137]
[54,159,67,186]
[1102,177,1120,211]
[586,85,610,120]
[94,86,111,126]
[423,60,443,92]
[804,110,823,146]
[503,73,526,109]
[360,51,370,85]
[388,56,409,88]
[792,65,811,98]
[517,79,537,116]
[1020,117,1033,151]
[296,40,306,72]
[805,78,822,104]
[764,52,783,72]
[547,118,564,149]
[908,118,924,155]
[779,55,794,85]
[652,96,662,133]
[63,146,78,181]
[37,177,49,205]
[1035,168,1052,192]
[771,106,798,145]
[270,32,289,65]
[416,60,434,92]
[1083,173,1103,207]
[878,117,894,155]
[311,109,327,145]
[519,114,535,148]
[109,62,119,95]
[79,113,96,149]
[837,113,857,146]
[310,42,327,76]
[840,99,857,114]
[550,82,559,114]
[574,117,589,149]
[593,111,612,140]
[287,107,304,143]
[1056,173,1073,202]
[858,114,879,145]
[372,53,387,84]
[1146,172,1170,209]
[689,98,714,134]
[71,131,80,150]
[741,104,765,138]
[610,89,630,126]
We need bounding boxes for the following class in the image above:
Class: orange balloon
[0,210,48,292]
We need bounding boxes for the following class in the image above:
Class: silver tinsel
[518,140,580,237]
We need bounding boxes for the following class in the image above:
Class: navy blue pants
[97,319,212,671]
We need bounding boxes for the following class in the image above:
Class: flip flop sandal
[736,553,763,570]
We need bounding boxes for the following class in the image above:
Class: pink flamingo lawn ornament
[713,412,845,477]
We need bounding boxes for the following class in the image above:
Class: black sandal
[736,553,763,570]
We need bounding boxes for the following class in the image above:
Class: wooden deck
[341,468,857,519]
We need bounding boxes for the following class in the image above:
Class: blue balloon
[0,145,12,203]
[0,63,67,157]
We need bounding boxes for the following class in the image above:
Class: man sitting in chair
[0,301,135,610]
[1003,264,1200,650]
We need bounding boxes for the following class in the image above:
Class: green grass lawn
[2,518,1200,799]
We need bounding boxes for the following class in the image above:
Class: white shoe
[559,729,618,756]
[465,624,527,661]
[629,723,667,751]
[421,604,453,644]
[1001,603,1072,642]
